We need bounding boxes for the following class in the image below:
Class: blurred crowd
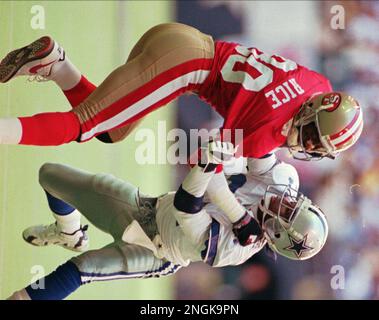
[293,0,379,300]
[174,1,379,299]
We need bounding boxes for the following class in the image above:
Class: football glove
[199,140,237,167]
[232,211,263,246]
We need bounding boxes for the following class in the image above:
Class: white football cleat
[22,222,89,252]
[0,36,65,83]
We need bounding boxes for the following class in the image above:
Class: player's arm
[173,141,236,245]
[177,140,262,246]
[205,170,261,246]
[205,153,277,246]
[210,153,278,206]
[246,153,279,176]
[206,171,245,223]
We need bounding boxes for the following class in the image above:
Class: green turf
[0,0,175,300]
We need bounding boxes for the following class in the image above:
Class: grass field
[0,1,175,300]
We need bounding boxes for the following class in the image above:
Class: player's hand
[200,140,237,166]
[232,212,263,246]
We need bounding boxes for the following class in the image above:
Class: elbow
[174,185,204,214]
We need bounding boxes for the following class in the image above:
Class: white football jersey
[154,161,299,268]
[155,193,266,267]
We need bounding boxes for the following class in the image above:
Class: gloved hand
[232,211,263,246]
[199,140,237,169]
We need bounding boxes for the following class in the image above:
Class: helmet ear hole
[274,233,280,239]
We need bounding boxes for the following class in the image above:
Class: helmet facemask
[287,101,339,161]
[258,184,328,260]
[259,184,304,232]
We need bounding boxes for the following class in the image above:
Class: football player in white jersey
[7,141,328,300]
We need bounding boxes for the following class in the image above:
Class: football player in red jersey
[0,23,363,160]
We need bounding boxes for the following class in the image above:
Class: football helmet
[287,92,363,160]
[258,184,328,260]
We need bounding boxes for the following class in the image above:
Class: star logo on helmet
[284,234,313,258]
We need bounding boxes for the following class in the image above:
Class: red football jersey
[198,41,333,158]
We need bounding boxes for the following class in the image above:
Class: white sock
[53,209,81,234]
[49,56,81,91]
[0,118,22,144]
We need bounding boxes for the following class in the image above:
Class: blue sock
[45,190,75,216]
[25,261,82,300]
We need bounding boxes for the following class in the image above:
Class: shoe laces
[27,75,50,82]
[61,224,89,236]
[136,190,157,226]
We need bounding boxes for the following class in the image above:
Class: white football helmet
[258,184,328,260]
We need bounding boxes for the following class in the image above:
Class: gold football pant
[73,22,215,143]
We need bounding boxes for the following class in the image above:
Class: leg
[0,35,96,106]
[38,162,148,239]
[73,23,215,143]
[64,25,175,142]
[71,241,181,284]
[0,23,214,147]
[62,32,148,142]
[23,162,158,251]
[9,242,181,300]
[0,38,89,146]
[61,75,97,108]
[45,39,143,143]
[0,23,214,145]
[22,191,89,252]
[0,112,80,145]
